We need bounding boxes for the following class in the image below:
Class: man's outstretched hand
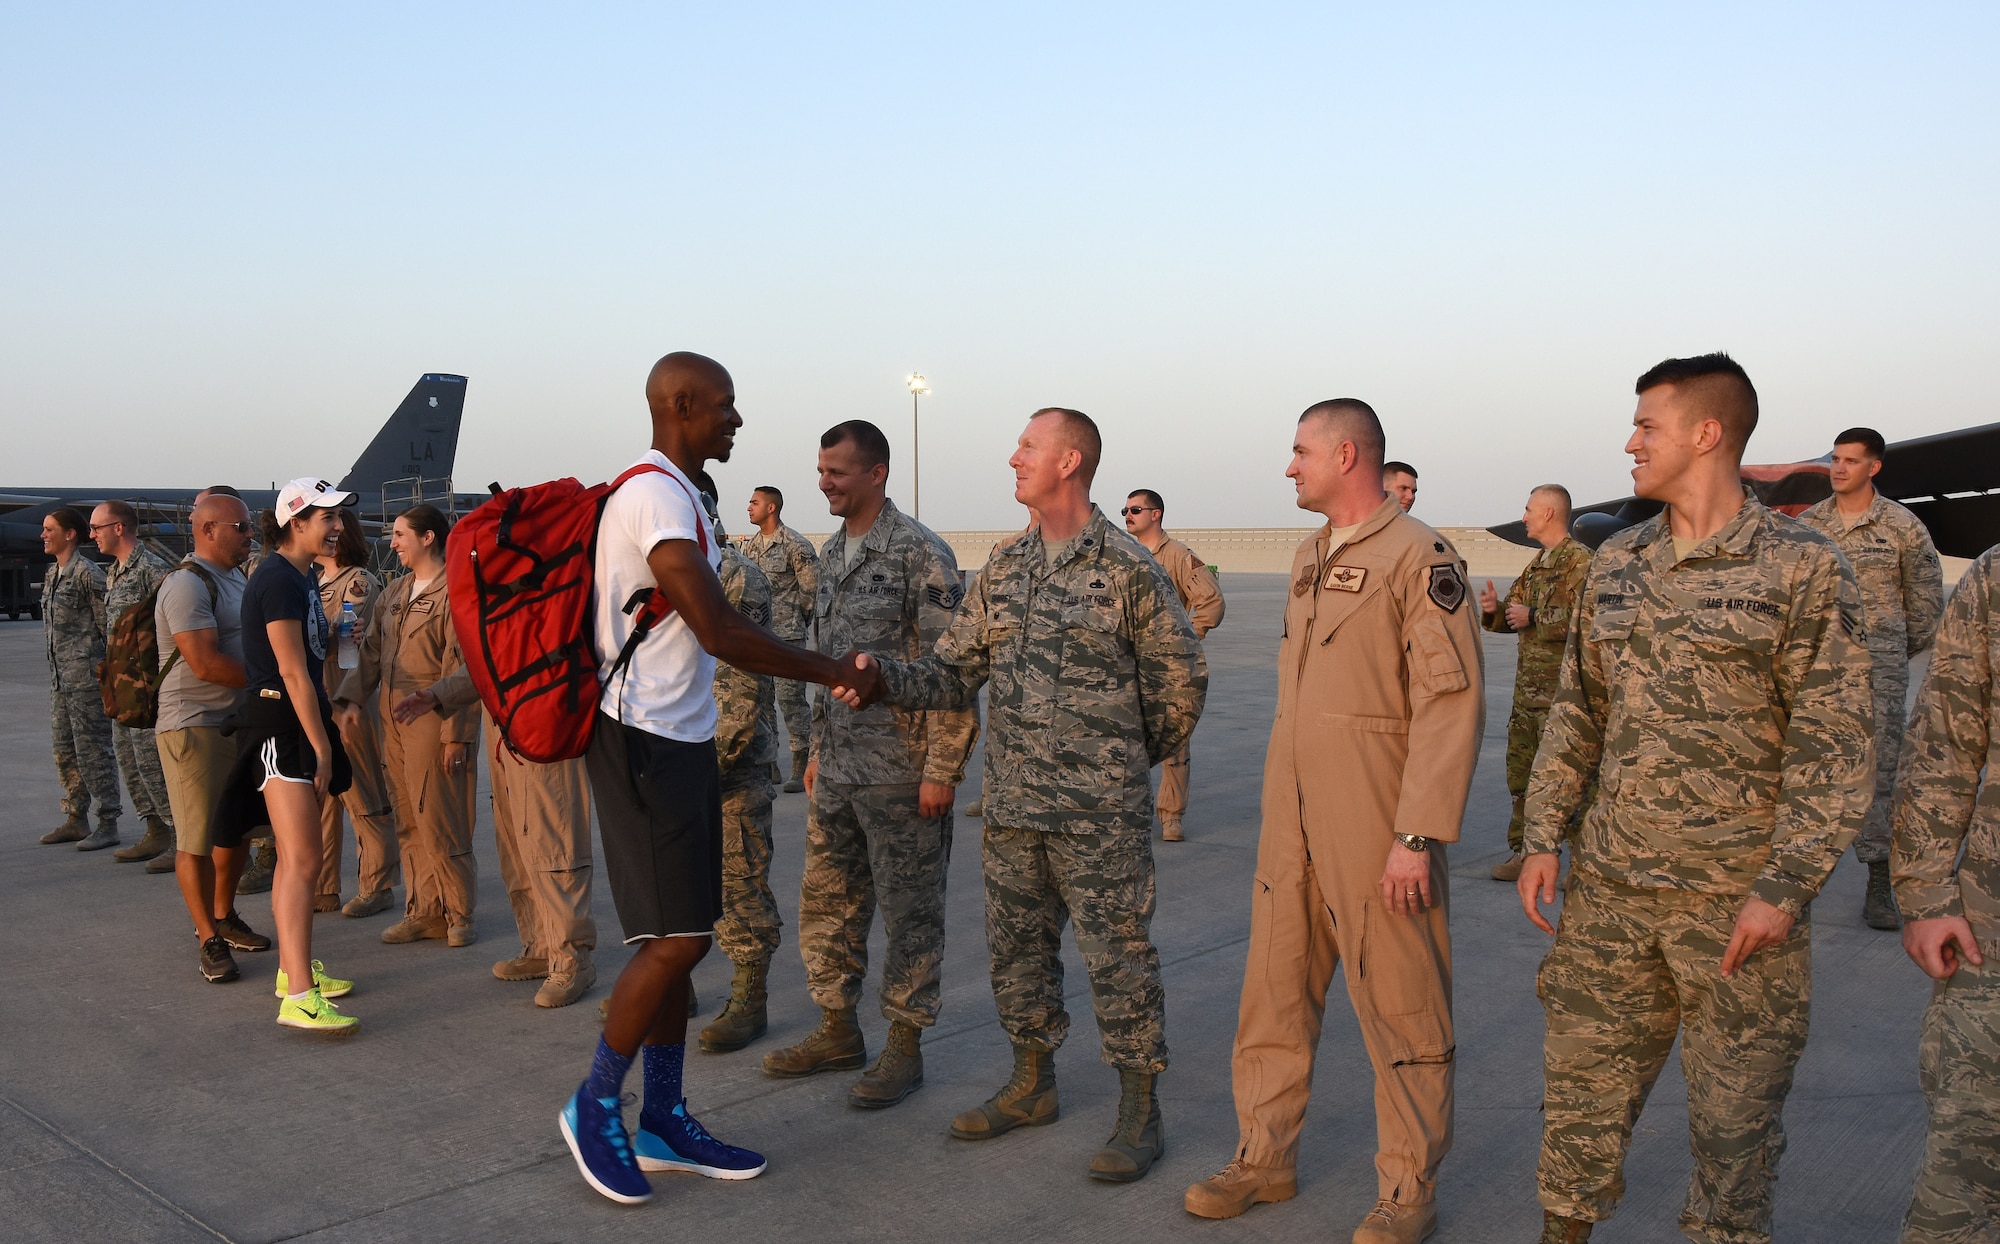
[829,651,886,709]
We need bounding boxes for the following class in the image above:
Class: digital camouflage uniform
[44,555,121,829]
[1523,498,1875,1244]
[1891,545,2000,1244]
[1481,536,1592,853]
[1799,492,1945,864]
[806,500,977,1028]
[741,522,820,771]
[1142,534,1223,826]
[876,505,1207,1071]
[105,544,175,829]
[716,545,782,968]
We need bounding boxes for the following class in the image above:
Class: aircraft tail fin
[337,374,468,495]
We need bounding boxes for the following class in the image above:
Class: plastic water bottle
[338,602,360,670]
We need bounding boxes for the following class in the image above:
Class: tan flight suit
[1230,495,1485,1207]
[1142,533,1224,823]
[317,563,401,902]
[430,669,597,975]
[337,573,480,927]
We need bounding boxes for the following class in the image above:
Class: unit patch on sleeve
[1426,563,1467,613]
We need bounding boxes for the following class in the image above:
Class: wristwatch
[1394,833,1432,852]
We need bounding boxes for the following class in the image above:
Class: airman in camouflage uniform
[1481,524,1592,871]
[42,544,122,846]
[762,498,976,1105]
[1522,497,1875,1243]
[700,542,783,1051]
[1890,544,2000,1244]
[740,499,821,790]
[876,493,1206,1175]
[1800,487,1944,927]
[104,539,177,860]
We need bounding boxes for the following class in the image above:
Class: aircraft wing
[1489,421,2000,558]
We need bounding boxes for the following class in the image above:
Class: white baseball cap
[275,478,359,521]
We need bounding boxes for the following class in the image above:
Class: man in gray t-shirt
[156,492,261,983]
[156,555,246,733]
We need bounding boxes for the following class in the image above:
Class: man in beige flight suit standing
[1798,426,1945,930]
[1187,400,1485,1244]
[1123,489,1223,843]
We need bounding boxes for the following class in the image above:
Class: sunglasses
[207,520,254,534]
[1119,506,1158,516]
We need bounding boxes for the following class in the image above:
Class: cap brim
[304,490,360,509]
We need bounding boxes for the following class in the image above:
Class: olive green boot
[1088,1068,1164,1182]
[40,816,88,845]
[950,1044,1058,1139]
[849,1020,923,1109]
[761,1006,866,1077]
[1865,859,1902,930]
[1538,1211,1593,1243]
[237,838,276,895]
[114,816,173,862]
[699,960,770,1053]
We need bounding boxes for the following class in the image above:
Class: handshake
[827,651,887,710]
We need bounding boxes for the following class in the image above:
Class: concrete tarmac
[0,574,1932,1243]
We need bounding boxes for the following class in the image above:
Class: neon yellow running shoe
[275,960,353,999]
[276,988,359,1034]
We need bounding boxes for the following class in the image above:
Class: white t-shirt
[593,451,721,741]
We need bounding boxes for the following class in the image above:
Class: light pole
[905,372,930,519]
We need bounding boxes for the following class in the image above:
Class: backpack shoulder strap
[155,560,221,683]
[609,462,711,556]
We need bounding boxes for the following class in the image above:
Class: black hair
[753,485,783,511]
[821,420,892,470]
[1382,461,1418,479]
[1834,427,1886,459]
[1634,353,1759,452]
[1127,489,1164,511]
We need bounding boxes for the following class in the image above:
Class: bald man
[556,351,880,1206]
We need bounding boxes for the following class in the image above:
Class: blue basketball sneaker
[559,1085,653,1204]
[635,1099,768,1179]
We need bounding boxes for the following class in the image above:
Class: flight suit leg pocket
[1355,901,1454,1065]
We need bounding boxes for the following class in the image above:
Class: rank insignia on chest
[1323,564,1366,592]
[925,583,964,611]
[1293,564,1318,597]
[1427,564,1467,613]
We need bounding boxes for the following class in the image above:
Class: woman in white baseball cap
[216,477,363,1034]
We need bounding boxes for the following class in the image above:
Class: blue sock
[584,1037,633,1102]
[640,1042,686,1127]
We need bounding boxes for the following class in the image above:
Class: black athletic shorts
[214,692,352,850]
[585,712,723,942]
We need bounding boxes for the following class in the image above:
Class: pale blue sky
[4,3,1994,529]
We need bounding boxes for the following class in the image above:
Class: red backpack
[446,462,709,762]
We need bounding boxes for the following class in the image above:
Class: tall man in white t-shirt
[558,351,882,1206]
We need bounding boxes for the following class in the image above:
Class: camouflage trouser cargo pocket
[1903,858,2000,1244]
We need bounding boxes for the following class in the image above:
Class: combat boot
[1353,1195,1437,1243]
[761,1007,866,1077]
[1865,860,1902,930]
[40,816,88,845]
[1491,850,1526,882]
[77,818,120,852]
[237,839,275,894]
[114,816,173,862]
[950,1044,1058,1139]
[1088,1069,1164,1182]
[146,847,178,874]
[849,1020,923,1108]
[783,751,807,794]
[1537,1211,1592,1242]
[1160,814,1184,842]
[699,960,769,1053]
[1184,1159,1297,1219]
[965,799,984,818]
